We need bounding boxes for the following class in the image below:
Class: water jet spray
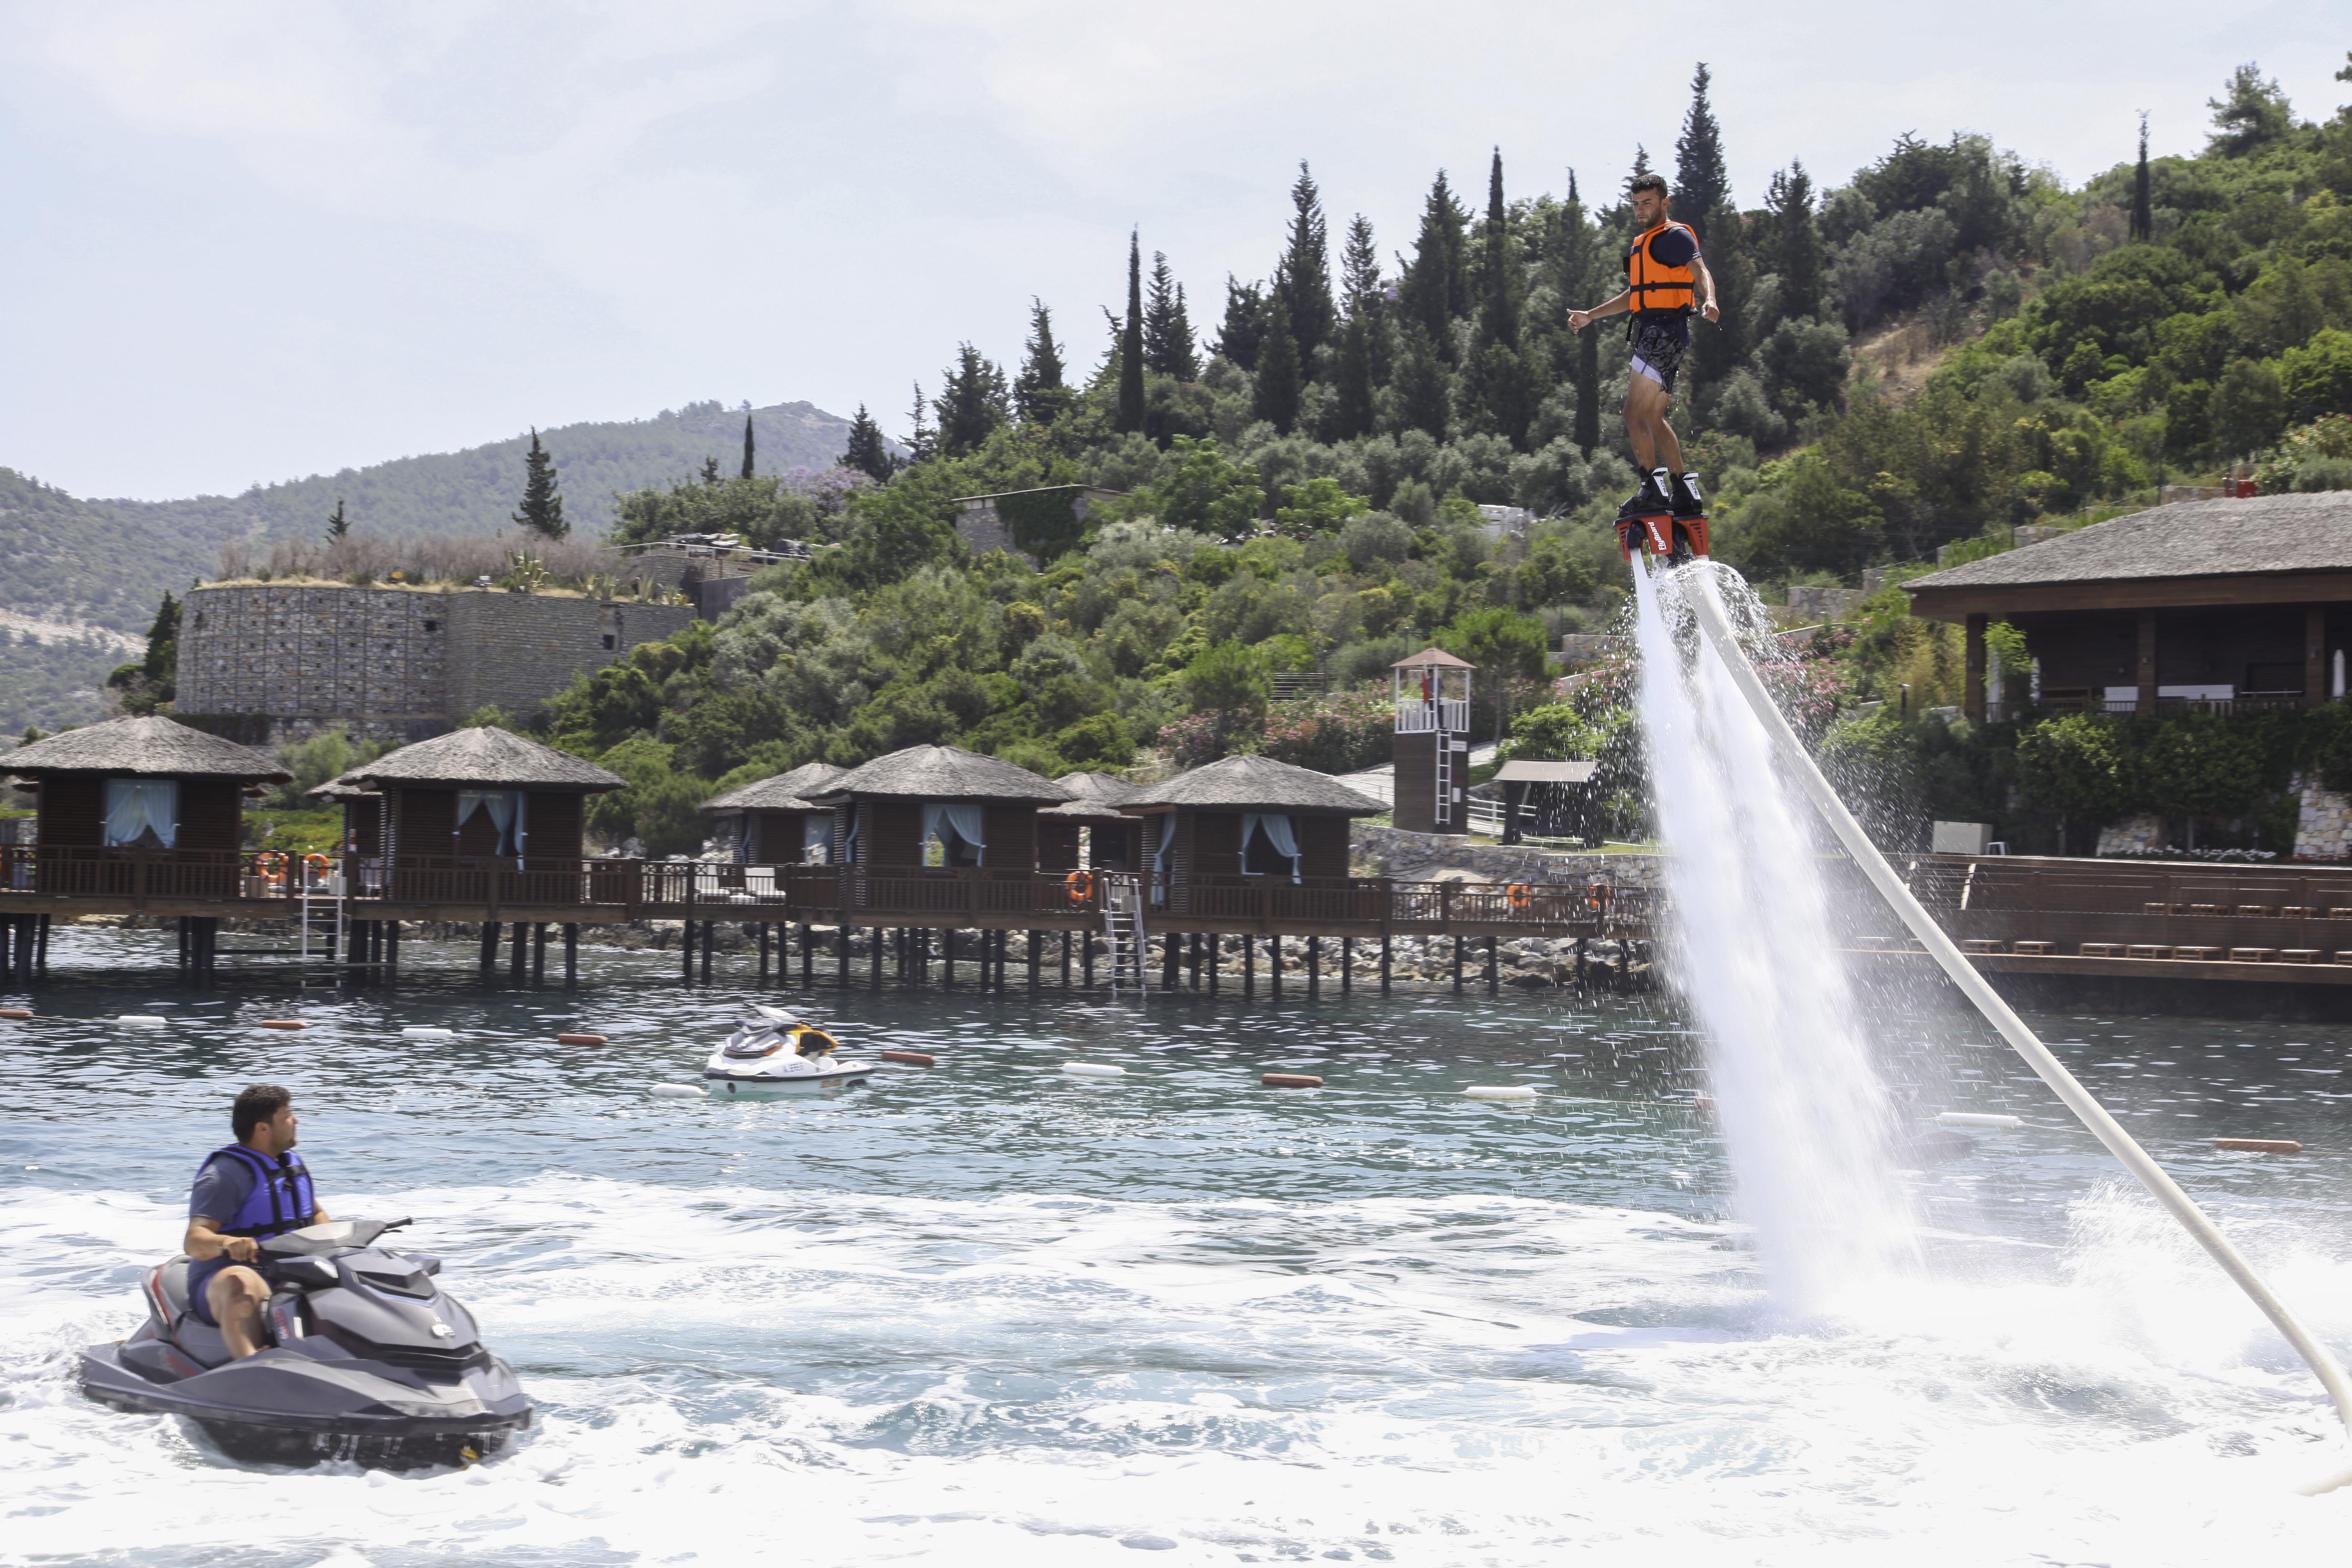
[1660,557,2352,1493]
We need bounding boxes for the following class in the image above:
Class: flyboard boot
[1614,469,1711,569]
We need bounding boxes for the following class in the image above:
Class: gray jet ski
[78,1217,531,1469]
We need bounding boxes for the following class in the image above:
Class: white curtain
[841,805,860,864]
[1150,812,1174,903]
[458,790,524,856]
[923,803,988,864]
[1243,812,1301,882]
[103,779,179,848]
[802,815,831,864]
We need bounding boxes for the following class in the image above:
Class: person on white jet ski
[183,1083,330,1360]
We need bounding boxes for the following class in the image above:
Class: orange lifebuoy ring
[1506,883,1532,911]
[254,851,286,883]
[1584,883,1610,913]
[1065,869,1096,901]
[302,853,331,879]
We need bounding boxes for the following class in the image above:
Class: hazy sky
[3,1,2345,501]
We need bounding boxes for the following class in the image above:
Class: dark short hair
[233,1083,291,1141]
[1628,173,1668,199]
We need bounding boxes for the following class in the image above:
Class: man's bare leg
[1625,375,1685,476]
[207,1265,271,1358]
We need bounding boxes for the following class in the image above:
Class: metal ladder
[297,862,344,967]
[1434,734,1456,827]
[1101,872,1145,997]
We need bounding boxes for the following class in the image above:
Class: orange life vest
[1624,220,1700,315]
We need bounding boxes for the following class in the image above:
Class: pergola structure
[1904,493,2352,722]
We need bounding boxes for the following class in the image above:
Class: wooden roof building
[3,717,287,895]
[807,744,1072,869]
[1905,493,2352,720]
[1036,771,1145,872]
[1124,753,1384,893]
[351,726,624,874]
[700,762,847,864]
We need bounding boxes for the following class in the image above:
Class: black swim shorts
[1629,314,1689,394]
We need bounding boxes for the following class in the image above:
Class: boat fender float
[557,1033,606,1046]
[1263,1073,1323,1089]
[0,1008,31,1020]
[881,1050,936,1066]
[1062,1062,1124,1077]
[648,1083,704,1099]
[401,1026,456,1039]
[258,1020,306,1030]
[2216,1137,2303,1154]
[1464,1085,1538,1100]
[116,1016,168,1027]
[1936,1112,2024,1129]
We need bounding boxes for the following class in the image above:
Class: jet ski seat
[155,1257,194,1322]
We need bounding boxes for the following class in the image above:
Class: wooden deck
[0,847,1654,940]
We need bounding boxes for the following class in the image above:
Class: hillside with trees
[536,58,2352,853]
[0,397,862,734]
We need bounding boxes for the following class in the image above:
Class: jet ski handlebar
[258,1217,413,1257]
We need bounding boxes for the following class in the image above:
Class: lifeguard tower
[1391,648,1473,834]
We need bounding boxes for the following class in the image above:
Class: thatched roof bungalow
[3,717,287,895]
[352,726,623,869]
[699,761,846,864]
[807,745,1071,869]
[1035,771,1146,872]
[1124,753,1383,891]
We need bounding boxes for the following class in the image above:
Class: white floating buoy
[400,1026,456,1039]
[1062,1062,1125,1077]
[1936,1112,2024,1129]
[1465,1085,1539,1100]
[648,1083,705,1099]
[116,1015,168,1027]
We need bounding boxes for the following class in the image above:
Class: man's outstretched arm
[1567,287,1634,333]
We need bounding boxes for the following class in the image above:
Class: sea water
[7,928,2352,1564]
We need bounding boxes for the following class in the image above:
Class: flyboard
[1642,550,2352,1493]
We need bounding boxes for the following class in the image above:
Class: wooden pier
[0,846,1655,996]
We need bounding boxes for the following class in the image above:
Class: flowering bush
[1259,687,1393,774]
[1159,709,1237,770]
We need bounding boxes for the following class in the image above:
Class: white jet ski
[703,1006,874,1094]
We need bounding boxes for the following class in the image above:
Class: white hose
[1681,565,2352,1491]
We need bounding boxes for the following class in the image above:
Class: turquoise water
[9,926,2352,1564]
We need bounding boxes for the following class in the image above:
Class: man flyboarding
[1566,171,1720,565]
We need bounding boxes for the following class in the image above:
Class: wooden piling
[1307,936,1320,1000]
[1341,936,1352,995]
[1163,932,1180,991]
[1485,935,1497,997]
[1243,934,1255,997]
[484,920,503,973]
[533,922,548,986]
[1451,936,1463,996]
[1270,933,1282,997]
[1082,929,1095,989]
[564,923,578,988]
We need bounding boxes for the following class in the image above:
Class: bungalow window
[1241,812,1300,882]
[921,803,985,868]
[103,779,179,849]
[456,789,526,858]
[802,815,831,865]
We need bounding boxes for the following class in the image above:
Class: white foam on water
[1629,562,1919,1318]
[9,1173,2352,1564]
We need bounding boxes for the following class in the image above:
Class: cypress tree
[1559,171,1602,456]
[1332,214,1382,440]
[1015,299,1070,424]
[511,428,568,540]
[1216,276,1269,370]
[1252,317,1302,434]
[741,413,756,479]
[842,403,895,481]
[1274,161,1335,361]
[1393,323,1450,441]
[1143,254,1199,379]
[935,344,1010,456]
[1673,62,1729,247]
[1117,231,1147,433]
[1399,171,1468,360]
[324,497,350,542]
[1475,147,1519,351]
[905,382,936,466]
[1766,161,1823,323]
[2131,112,2154,243]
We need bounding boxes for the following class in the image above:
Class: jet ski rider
[183,1083,330,1359]
[1565,171,1721,531]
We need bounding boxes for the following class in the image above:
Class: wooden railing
[0,847,1649,934]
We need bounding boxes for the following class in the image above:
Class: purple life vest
[201,1144,316,1239]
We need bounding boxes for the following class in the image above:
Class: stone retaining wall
[1349,823,1664,892]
